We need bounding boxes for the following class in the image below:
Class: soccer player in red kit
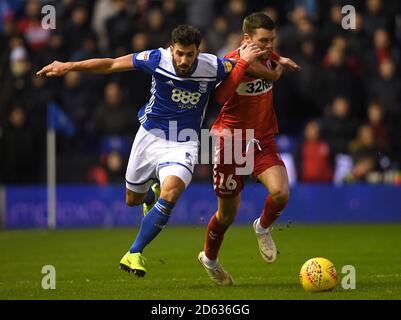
[198,12,301,285]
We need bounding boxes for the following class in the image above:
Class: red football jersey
[212,48,279,140]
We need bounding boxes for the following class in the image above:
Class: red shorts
[213,134,285,198]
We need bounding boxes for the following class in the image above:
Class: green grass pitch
[1,224,400,300]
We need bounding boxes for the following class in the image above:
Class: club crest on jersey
[199,81,207,93]
[136,51,150,61]
[223,61,233,73]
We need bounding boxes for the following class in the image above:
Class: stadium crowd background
[0,0,400,186]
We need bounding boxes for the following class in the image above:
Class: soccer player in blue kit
[37,25,266,277]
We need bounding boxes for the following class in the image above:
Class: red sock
[204,214,229,260]
[259,195,287,229]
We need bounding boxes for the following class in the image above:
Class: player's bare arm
[246,62,284,81]
[245,52,300,81]
[36,54,134,77]
[276,56,301,71]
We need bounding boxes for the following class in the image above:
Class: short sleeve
[133,49,162,75]
[216,58,236,82]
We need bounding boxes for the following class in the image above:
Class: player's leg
[204,195,240,262]
[204,135,244,262]
[125,182,160,215]
[125,188,146,206]
[257,165,290,227]
[142,183,161,216]
[120,126,163,275]
[122,173,187,277]
[198,194,240,285]
[126,179,160,214]
[129,174,185,251]
[122,145,194,277]
[198,141,244,285]
[124,125,160,213]
[254,164,289,263]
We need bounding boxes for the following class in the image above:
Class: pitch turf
[0,224,400,300]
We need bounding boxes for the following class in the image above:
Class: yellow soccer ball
[299,257,338,292]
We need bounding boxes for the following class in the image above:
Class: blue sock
[143,187,155,205]
[130,198,175,253]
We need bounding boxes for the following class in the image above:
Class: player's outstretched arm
[36,54,134,77]
[246,51,300,80]
[246,62,283,81]
[276,56,301,71]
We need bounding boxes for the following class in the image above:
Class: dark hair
[171,24,202,48]
[243,12,275,35]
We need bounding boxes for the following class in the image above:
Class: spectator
[320,4,346,52]
[145,8,170,48]
[321,96,358,157]
[349,124,381,162]
[108,32,152,109]
[93,82,136,138]
[91,0,118,50]
[298,120,333,183]
[292,0,318,22]
[347,12,367,52]
[60,71,95,150]
[87,150,126,185]
[319,43,362,111]
[278,6,308,55]
[345,124,382,183]
[363,0,388,38]
[0,106,39,184]
[223,0,247,33]
[162,0,186,31]
[369,59,401,119]
[133,0,151,27]
[16,0,50,52]
[205,16,229,54]
[63,5,91,54]
[106,0,137,51]
[365,101,391,155]
[364,28,398,78]
[131,32,150,52]
[216,32,242,57]
[291,39,320,117]
[186,0,215,33]
[25,74,53,130]
[262,6,279,24]
[1,42,33,113]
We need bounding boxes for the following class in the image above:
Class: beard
[173,60,191,77]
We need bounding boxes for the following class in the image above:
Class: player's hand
[278,56,301,71]
[239,43,268,65]
[273,62,284,79]
[36,61,72,77]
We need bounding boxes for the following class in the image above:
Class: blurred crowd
[0,0,400,185]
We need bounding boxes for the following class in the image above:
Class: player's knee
[217,212,236,226]
[270,188,290,205]
[217,205,239,226]
[160,187,182,203]
[125,190,145,207]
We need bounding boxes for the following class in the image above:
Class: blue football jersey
[132,48,235,141]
